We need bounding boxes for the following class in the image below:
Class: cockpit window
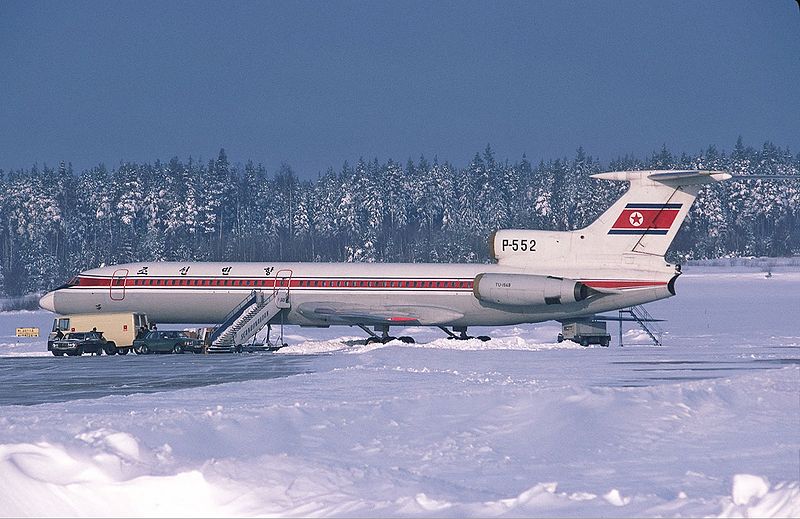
[53,276,80,291]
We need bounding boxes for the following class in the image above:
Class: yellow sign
[16,327,40,337]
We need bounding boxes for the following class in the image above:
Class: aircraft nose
[39,291,56,312]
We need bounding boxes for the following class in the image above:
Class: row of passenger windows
[125,279,472,288]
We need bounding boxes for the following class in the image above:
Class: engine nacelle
[473,273,590,306]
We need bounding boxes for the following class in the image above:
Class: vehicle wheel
[77,346,85,356]
[118,348,129,355]
[95,348,103,356]
[557,333,564,343]
[136,344,149,355]
[580,338,589,347]
[234,345,243,353]
[104,342,118,355]
[601,338,610,347]
[477,335,491,342]
[52,351,63,356]
[172,344,182,354]
[398,336,415,344]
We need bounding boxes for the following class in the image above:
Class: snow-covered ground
[0,265,798,517]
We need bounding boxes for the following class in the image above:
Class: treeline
[0,138,798,296]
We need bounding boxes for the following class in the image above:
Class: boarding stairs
[208,290,290,352]
[618,305,663,346]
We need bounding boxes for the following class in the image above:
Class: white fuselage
[40,260,676,327]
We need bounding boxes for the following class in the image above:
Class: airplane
[38,169,731,346]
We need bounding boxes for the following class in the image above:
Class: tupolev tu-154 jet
[39,170,731,346]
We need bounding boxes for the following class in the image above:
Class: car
[51,331,110,356]
[132,330,203,354]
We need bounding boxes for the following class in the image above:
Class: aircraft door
[110,268,129,301]
[274,269,293,308]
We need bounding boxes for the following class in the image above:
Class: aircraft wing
[297,303,464,326]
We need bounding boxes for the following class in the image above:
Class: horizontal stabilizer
[591,170,731,184]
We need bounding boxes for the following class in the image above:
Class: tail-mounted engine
[473,273,591,306]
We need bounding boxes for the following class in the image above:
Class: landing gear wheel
[398,336,415,344]
[365,337,382,345]
[456,329,473,341]
[477,335,491,342]
[380,336,397,344]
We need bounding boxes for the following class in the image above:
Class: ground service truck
[48,312,150,355]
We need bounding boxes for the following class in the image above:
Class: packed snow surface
[0,265,798,517]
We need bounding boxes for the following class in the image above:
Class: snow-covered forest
[0,138,797,296]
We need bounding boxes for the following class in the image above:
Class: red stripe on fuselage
[581,280,667,289]
[75,276,476,290]
[71,276,666,292]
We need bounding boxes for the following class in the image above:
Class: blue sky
[1,0,798,176]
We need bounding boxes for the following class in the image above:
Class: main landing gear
[438,326,491,342]
[355,325,492,344]
[358,325,415,345]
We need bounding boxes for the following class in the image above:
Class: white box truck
[558,320,611,347]
[48,313,150,355]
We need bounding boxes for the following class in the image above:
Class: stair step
[210,291,291,348]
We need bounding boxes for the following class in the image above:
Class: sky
[1,0,798,177]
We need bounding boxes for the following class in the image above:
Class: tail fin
[491,170,730,267]
[584,170,731,256]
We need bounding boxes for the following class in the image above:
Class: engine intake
[473,273,590,306]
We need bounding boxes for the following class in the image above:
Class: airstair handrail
[629,305,663,346]
[209,290,259,344]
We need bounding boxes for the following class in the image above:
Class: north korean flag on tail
[608,203,682,235]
